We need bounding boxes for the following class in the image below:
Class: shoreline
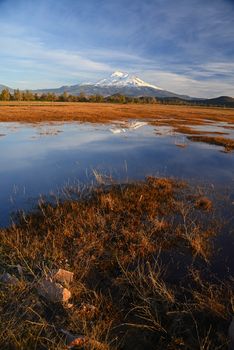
[0,102,233,151]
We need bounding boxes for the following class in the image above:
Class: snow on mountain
[94,71,162,90]
[31,71,192,99]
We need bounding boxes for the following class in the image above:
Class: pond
[0,120,233,228]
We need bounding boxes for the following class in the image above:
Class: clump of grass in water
[187,135,234,152]
[0,177,233,349]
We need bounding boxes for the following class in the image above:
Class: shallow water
[188,121,234,135]
[0,120,233,227]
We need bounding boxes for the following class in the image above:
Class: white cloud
[141,70,234,98]
[0,28,114,88]
[0,20,233,96]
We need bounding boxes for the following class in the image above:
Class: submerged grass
[0,177,233,349]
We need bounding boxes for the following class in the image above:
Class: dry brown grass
[0,177,233,349]
[187,135,234,152]
[0,102,233,124]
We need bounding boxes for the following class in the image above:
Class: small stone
[0,272,19,286]
[50,268,74,287]
[37,278,71,303]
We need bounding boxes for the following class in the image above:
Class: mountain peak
[95,71,162,90]
[111,71,128,78]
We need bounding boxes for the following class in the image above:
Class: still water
[0,120,233,227]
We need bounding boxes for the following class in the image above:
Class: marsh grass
[0,103,233,124]
[0,177,233,349]
[0,103,233,154]
[187,135,234,152]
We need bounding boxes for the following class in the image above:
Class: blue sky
[0,0,233,97]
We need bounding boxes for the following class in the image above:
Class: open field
[0,177,233,349]
[0,102,233,124]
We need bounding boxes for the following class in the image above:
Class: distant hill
[157,95,234,107]
[195,96,234,107]
[0,84,13,93]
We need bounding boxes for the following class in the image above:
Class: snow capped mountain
[93,71,163,90]
[1,73,233,102]
[31,71,192,99]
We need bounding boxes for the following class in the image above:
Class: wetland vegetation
[0,103,233,349]
[0,177,233,349]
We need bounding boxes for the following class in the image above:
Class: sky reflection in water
[0,121,233,227]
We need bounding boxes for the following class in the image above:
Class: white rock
[50,268,74,287]
[37,278,71,303]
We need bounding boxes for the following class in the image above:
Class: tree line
[1,88,232,107]
[0,88,158,104]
